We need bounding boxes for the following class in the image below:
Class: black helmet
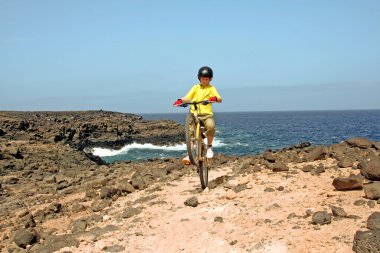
[198,66,213,80]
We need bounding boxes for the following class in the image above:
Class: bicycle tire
[198,144,209,189]
[185,113,197,165]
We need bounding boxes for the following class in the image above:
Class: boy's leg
[203,116,215,145]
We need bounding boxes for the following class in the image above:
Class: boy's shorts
[198,114,215,138]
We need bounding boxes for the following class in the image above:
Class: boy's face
[200,77,211,85]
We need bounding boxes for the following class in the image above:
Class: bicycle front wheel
[198,144,209,189]
[185,113,198,165]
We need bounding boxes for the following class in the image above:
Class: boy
[173,66,223,164]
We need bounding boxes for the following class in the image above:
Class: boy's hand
[173,99,183,106]
[209,97,218,102]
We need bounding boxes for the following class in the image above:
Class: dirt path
[56,158,376,253]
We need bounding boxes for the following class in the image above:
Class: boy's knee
[205,119,215,136]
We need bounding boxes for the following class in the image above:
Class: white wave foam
[91,142,187,157]
[91,138,226,157]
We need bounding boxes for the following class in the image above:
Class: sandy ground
[49,158,375,253]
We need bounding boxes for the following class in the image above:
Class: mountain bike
[175,100,215,189]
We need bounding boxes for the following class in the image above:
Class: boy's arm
[211,87,223,103]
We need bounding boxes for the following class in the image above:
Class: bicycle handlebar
[174,100,215,107]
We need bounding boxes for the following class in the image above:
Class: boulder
[312,211,332,225]
[360,158,380,181]
[13,228,38,249]
[303,145,328,162]
[332,177,363,191]
[364,182,380,200]
[345,137,373,149]
[0,128,5,136]
[337,156,356,168]
[367,212,380,231]
[353,230,380,253]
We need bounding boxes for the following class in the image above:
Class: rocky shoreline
[1,111,380,252]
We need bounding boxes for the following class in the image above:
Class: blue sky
[1,1,380,113]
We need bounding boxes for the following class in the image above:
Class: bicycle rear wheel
[185,113,198,165]
[198,143,209,189]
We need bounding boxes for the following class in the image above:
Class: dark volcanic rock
[263,151,276,163]
[332,177,363,191]
[360,158,380,181]
[367,212,380,231]
[364,182,380,200]
[346,137,373,149]
[117,179,135,193]
[104,245,126,252]
[184,196,199,207]
[353,230,380,253]
[99,186,119,199]
[91,199,112,212]
[13,228,38,249]
[303,145,328,162]
[270,162,289,172]
[302,165,314,172]
[312,211,332,225]
[208,175,230,189]
[131,172,147,190]
[70,219,88,233]
[0,128,5,136]
[31,234,79,253]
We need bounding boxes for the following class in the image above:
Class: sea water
[93,110,380,163]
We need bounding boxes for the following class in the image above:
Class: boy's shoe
[182,156,191,165]
[206,146,214,159]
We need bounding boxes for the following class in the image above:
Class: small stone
[354,199,367,206]
[302,165,314,172]
[91,199,112,212]
[122,207,141,219]
[214,216,223,223]
[229,240,238,245]
[225,189,237,200]
[99,187,119,199]
[368,201,376,208]
[312,211,332,225]
[331,206,347,217]
[277,186,285,191]
[264,187,275,192]
[71,219,87,233]
[184,196,199,207]
[364,182,380,200]
[104,244,126,252]
[367,212,380,231]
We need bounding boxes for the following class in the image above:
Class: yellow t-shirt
[185,84,222,116]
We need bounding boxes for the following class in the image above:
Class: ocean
[93,110,380,163]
